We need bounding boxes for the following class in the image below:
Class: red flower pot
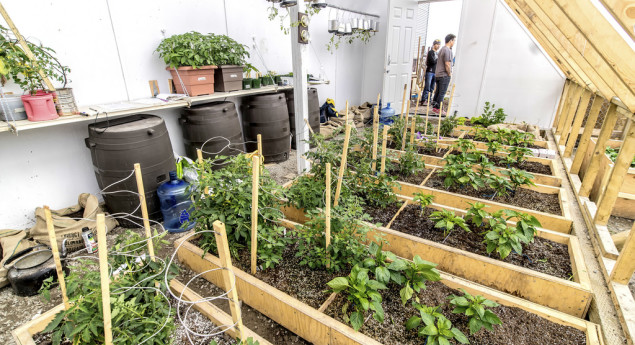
[21,92,59,122]
[167,65,217,96]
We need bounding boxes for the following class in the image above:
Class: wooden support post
[197,149,204,164]
[563,89,593,157]
[553,80,571,126]
[571,95,604,174]
[415,37,422,83]
[334,108,352,207]
[446,84,456,117]
[304,118,315,136]
[436,102,444,150]
[559,86,585,146]
[257,134,263,173]
[371,93,381,171]
[610,222,635,284]
[44,206,69,309]
[134,163,156,261]
[410,90,423,144]
[401,101,411,151]
[594,122,635,225]
[213,221,245,340]
[96,214,113,345]
[380,125,390,174]
[399,84,408,120]
[325,162,331,268]
[290,1,310,173]
[556,84,580,134]
[580,103,619,197]
[424,85,435,136]
[250,156,260,275]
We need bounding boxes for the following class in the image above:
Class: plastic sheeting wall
[453,0,565,128]
[0,0,389,229]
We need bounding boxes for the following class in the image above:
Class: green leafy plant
[414,192,435,216]
[393,143,426,177]
[0,25,70,94]
[453,138,476,153]
[327,265,387,331]
[486,141,502,157]
[471,102,507,127]
[440,114,459,137]
[482,211,528,259]
[505,210,541,243]
[400,256,442,305]
[362,242,408,285]
[405,303,469,345]
[505,146,533,164]
[501,168,536,191]
[485,174,513,197]
[448,289,502,335]
[430,209,471,237]
[465,202,489,226]
[605,146,635,168]
[438,155,483,190]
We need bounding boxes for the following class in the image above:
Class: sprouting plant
[430,209,471,237]
[506,146,533,164]
[465,202,489,226]
[470,102,506,128]
[505,210,541,243]
[457,117,467,126]
[486,141,502,157]
[453,138,476,153]
[485,174,513,197]
[501,168,536,190]
[400,256,442,305]
[406,303,469,345]
[327,265,387,331]
[438,155,478,189]
[448,289,502,335]
[482,211,527,259]
[413,192,435,216]
[440,114,459,137]
[362,242,408,285]
[395,143,427,177]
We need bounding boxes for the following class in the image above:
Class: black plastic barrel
[179,101,245,164]
[85,114,175,227]
[285,88,321,149]
[241,93,291,163]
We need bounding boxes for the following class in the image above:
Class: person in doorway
[432,34,456,114]
[422,39,441,106]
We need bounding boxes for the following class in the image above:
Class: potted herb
[211,34,255,92]
[0,24,70,121]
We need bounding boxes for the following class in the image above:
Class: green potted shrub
[0,24,70,121]
[210,34,255,92]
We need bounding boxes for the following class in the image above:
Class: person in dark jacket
[422,39,441,106]
[432,34,456,114]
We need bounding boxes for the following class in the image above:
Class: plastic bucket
[21,93,59,122]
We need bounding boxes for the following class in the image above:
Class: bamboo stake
[213,221,245,341]
[371,93,381,171]
[325,163,331,268]
[334,104,352,207]
[446,84,456,117]
[401,101,411,151]
[380,126,390,174]
[96,214,113,345]
[133,163,156,261]
[304,118,315,136]
[257,134,262,158]
[424,85,435,136]
[410,90,423,144]
[399,84,408,120]
[44,206,69,309]
[196,149,204,164]
[250,155,260,275]
[415,37,422,85]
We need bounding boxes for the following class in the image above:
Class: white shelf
[0,85,293,135]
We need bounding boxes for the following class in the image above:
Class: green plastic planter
[243,78,252,90]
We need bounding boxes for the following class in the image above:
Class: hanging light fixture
[280,0,297,8]
[312,0,327,9]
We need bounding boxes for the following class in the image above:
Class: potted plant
[209,34,256,92]
[0,24,71,121]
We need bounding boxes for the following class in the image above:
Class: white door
[382,0,418,113]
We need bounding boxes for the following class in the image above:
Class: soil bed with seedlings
[387,167,433,185]
[325,280,586,345]
[387,204,573,280]
[387,141,449,157]
[362,202,404,226]
[486,154,552,175]
[461,134,543,150]
[424,173,562,215]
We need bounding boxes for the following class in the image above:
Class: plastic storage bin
[157,171,196,233]
[0,95,27,121]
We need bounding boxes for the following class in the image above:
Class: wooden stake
[446,84,456,117]
[380,125,390,174]
[325,162,331,268]
[415,37,422,84]
[197,149,204,164]
[304,118,315,136]
[257,134,263,158]
[610,222,635,284]
[44,206,69,309]
[371,93,381,171]
[399,84,408,120]
[401,101,411,151]
[580,103,618,197]
[96,214,113,345]
[334,107,352,207]
[250,156,260,275]
[570,95,604,174]
[213,221,245,341]
[424,85,435,136]
[564,89,593,156]
[436,102,444,150]
[410,90,423,144]
[134,163,156,261]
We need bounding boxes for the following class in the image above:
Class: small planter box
[176,234,604,345]
[214,65,244,92]
[167,65,217,96]
[11,280,271,345]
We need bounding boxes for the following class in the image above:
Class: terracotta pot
[166,65,217,96]
[21,92,59,122]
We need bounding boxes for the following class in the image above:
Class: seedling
[505,210,541,243]
[362,242,408,285]
[483,211,527,259]
[400,256,442,305]
[406,303,469,345]
[506,146,533,164]
[501,168,536,190]
[327,265,388,331]
[448,289,502,335]
[486,141,502,157]
[396,144,426,177]
[465,202,489,226]
[485,174,513,197]
[430,209,471,237]
[413,192,435,216]
[453,138,476,153]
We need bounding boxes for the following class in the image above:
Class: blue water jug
[157,171,196,233]
[380,102,396,126]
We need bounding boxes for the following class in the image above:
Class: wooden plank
[553,80,572,127]
[564,89,593,157]
[559,86,585,143]
[595,123,635,224]
[597,0,635,42]
[96,214,113,345]
[334,118,352,207]
[608,281,635,345]
[610,221,635,283]
[380,126,390,174]
[12,304,65,345]
[580,103,619,197]
[44,206,69,309]
[571,95,606,174]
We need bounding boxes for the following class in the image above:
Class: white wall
[0,0,389,229]
[453,0,565,127]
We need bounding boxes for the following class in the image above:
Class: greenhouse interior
[1,0,634,344]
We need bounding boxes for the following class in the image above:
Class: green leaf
[366,280,387,290]
[388,259,408,271]
[452,327,470,344]
[468,317,483,335]
[375,267,390,284]
[451,296,470,307]
[350,311,364,331]
[420,324,439,336]
[400,284,414,305]
[371,301,384,323]
[327,277,349,292]
[405,316,422,330]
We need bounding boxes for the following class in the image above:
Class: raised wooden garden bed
[455,125,550,149]
[175,233,603,345]
[11,279,272,345]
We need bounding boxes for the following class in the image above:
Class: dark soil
[387,167,432,185]
[424,173,562,215]
[388,205,573,280]
[462,134,544,150]
[387,141,449,157]
[362,202,403,226]
[33,333,72,345]
[486,154,553,175]
[325,280,586,345]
